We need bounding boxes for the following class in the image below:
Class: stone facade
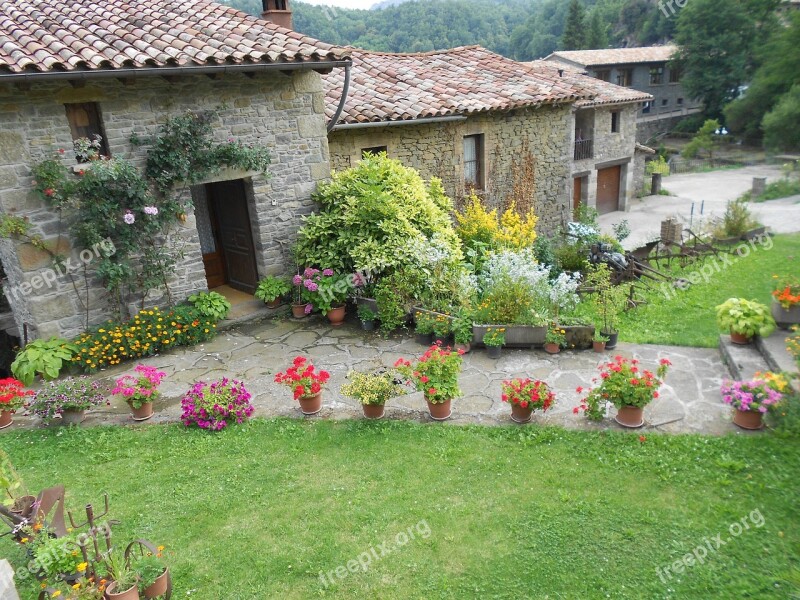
[328,104,574,232]
[0,69,331,340]
[570,103,639,212]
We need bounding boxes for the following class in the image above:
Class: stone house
[543,46,703,143]
[323,46,591,232]
[0,0,350,341]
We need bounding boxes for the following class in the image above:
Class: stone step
[756,329,800,393]
[718,334,771,381]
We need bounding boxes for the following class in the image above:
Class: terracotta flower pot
[510,402,533,424]
[729,330,752,345]
[326,305,346,327]
[298,392,322,416]
[105,581,140,600]
[362,404,385,420]
[143,567,170,599]
[486,345,502,359]
[291,303,309,319]
[592,340,606,353]
[60,408,85,425]
[544,343,560,354]
[0,409,13,429]
[426,398,452,421]
[614,405,644,428]
[266,298,282,309]
[732,408,764,430]
[129,401,154,421]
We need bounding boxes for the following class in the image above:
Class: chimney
[261,0,292,29]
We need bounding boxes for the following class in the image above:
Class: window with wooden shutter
[64,103,110,157]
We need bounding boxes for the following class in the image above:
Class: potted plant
[111,365,166,421]
[483,327,505,359]
[299,268,351,326]
[721,378,783,430]
[0,377,33,429]
[394,345,464,420]
[357,305,378,331]
[544,325,566,354]
[452,312,473,354]
[715,297,776,344]
[104,549,140,599]
[0,450,34,521]
[291,269,316,318]
[414,311,435,345]
[10,337,77,385]
[274,356,331,416]
[585,264,628,349]
[131,544,169,599]
[27,376,107,425]
[30,531,88,586]
[771,275,800,330]
[592,331,608,353]
[432,313,452,346]
[501,378,555,424]
[180,378,255,430]
[576,356,672,428]
[255,275,291,308]
[340,369,407,419]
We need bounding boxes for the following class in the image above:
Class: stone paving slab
[1,315,748,436]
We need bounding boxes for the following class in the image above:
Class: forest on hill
[221,0,676,59]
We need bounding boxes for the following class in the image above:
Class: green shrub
[188,291,232,321]
[254,276,291,302]
[10,338,76,385]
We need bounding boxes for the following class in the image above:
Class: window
[64,103,109,157]
[595,70,611,82]
[361,146,387,157]
[463,134,484,190]
[642,101,654,114]
[616,69,633,87]
[611,111,620,133]
[669,66,681,84]
[677,97,684,106]
[649,66,664,85]
[661,98,669,107]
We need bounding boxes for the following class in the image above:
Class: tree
[674,0,753,118]
[561,0,587,50]
[681,119,721,159]
[763,84,800,152]
[585,10,608,49]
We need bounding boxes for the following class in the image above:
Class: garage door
[596,166,621,215]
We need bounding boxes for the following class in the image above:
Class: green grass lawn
[612,233,800,347]
[2,420,799,598]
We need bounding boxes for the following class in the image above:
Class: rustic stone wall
[328,104,574,233]
[0,69,331,339]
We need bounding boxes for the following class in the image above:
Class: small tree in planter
[340,370,407,419]
[585,264,628,348]
[715,297,776,344]
[501,378,555,423]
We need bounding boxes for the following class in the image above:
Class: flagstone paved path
[6,314,747,436]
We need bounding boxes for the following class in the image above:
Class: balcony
[574,138,594,161]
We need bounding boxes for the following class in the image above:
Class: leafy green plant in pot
[254,275,291,308]
[11,337,77,385]
[188,291,231,322]
[585,264,628,349]
[357,305,378,331]
[131,544,169,598]
[414,311,436,345]
[452,311,474,353]
[340,369,407,419]
[715,297,776,344]
[104,549,140,599]
[592,330,609,353]
[483,327,505,359]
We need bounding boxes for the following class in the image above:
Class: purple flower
[322,269,334,277]
[123,211,135,225]
[143,206,159,216]
[304,303,313,315]
[292,275,302,286]
[303,280,318,292]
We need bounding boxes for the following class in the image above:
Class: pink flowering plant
[292,268,350,315]
[575,355,671,421]
[394,344,464,404]
[274,356,331,400]
[721,379,783,414]
[180,378,254,431]
[111,364,166,409]
[26,376,107,421]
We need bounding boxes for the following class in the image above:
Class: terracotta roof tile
[324,46,590,125]
[526,61,653,107]
[0,0,349,78]
[544,46,677,68]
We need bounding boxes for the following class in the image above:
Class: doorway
[572,175,588,219]
[596,165,621,215]
[193,179,259,294]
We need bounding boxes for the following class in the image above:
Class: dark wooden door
[573,177,582,219]
[207,180,258,293]
[596,166,621,215]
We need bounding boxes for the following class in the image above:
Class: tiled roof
[324,46,590,126]
[526,61,652,107]
[544,46,677,68]
[0,0,348,79]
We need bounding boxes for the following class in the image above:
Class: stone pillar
[0,560,20,600]
[752,177,766,198]
[651,173,662,195]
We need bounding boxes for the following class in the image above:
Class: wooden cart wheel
[124,539,172,599]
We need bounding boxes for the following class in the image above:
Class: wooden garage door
[596,165,621,215]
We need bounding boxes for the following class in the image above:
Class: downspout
[327,62,351,134]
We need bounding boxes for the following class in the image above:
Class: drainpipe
[327,62,352,134]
